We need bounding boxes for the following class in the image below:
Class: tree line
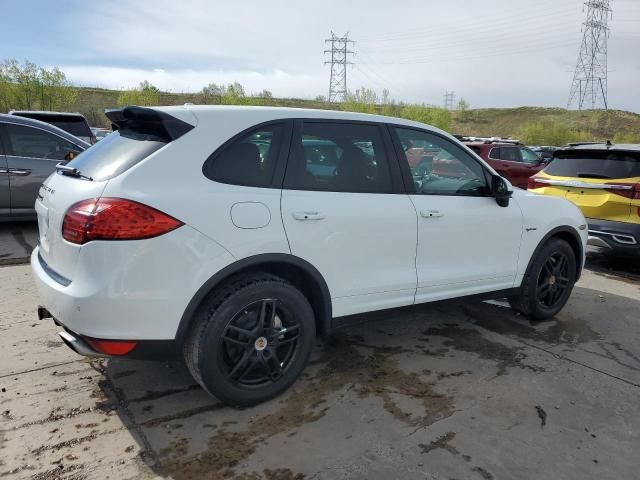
[2,59,636,144]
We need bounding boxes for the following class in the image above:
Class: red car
[465,141,545,189]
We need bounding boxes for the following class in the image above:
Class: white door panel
[412,195,523,302]
[281,190,417,312]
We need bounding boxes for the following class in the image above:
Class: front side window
[520,147,540,164]
[203,123,284,187]
[5,124,79,161]
[395,128,489,196]
[284,122,392,193]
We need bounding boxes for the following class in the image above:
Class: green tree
[220,82,246,105]
[117,80,160,107]
[343,86,378,114]
[399,105,452,131]
[0,59,77,112]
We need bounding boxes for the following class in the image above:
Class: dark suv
[465,141,545,189]
[9,111,96,145]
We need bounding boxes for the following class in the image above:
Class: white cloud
[56,0,640,110]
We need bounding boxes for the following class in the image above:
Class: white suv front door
[391,127,523,303]
[281,121,417,317]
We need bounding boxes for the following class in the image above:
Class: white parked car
[32,106,587,406]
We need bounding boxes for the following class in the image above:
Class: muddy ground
[1,259,639,480]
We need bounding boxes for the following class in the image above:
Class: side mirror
[492,175,513,207]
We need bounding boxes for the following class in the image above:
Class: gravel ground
[1,261,639,480]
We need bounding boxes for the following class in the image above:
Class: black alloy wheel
[536,252,571,308]
[220,299,300,388]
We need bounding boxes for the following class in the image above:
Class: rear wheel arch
[175,253,332,345]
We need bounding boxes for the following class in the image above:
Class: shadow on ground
[86,285,640,480]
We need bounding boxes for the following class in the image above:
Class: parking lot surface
[0,222,38,266]
[1,262,639,479]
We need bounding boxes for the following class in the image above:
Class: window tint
[284,122,392,193]
[520,147,540,164]
[469,146,482,156]
[545,151,640,179]
[500,147,521,162]
[66,129,164,181]
[11,113,91,138]
[488,147,501,160]
[203,124,284,187]
[395,128,489,196]
[5,124,80,161]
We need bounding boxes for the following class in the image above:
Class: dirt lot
[1,259,639,480]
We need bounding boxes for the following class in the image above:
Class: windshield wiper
[55,163,93,181]
[576,172,612,179]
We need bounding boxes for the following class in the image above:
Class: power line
[444,92,456,110]
[324,32,355,103]
[568,0,612,110]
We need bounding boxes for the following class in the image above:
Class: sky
[2,0,639,111]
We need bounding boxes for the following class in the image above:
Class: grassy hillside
[452,107,640,142]
[71,88,640,144]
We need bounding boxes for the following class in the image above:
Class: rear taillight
[528,177,547,190]
[62,198,183,245]
[604,183,640,200]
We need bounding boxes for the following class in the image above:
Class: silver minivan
[0,114,88,221]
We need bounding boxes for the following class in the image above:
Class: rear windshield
[14,114,92,138]
[65,129,165,181]
[545,150,640,179]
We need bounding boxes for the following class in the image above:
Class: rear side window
[284,122,392,194]
[500,147,521,162]
[5,123,80,161]
[488,147,501,159]
[203,123,284,188]
[66,129,165,181]
[545,151,640,179]
[14,114,91,138]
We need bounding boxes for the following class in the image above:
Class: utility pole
[324,32,355,103]
[443,91,456,110]
[567,0,612,110]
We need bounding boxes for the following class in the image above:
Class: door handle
[420,210,444,218]
[293,211,326,221]
[9,169,32,176]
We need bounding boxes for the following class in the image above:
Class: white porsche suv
[32,106,587,406]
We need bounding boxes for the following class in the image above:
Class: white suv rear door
[281,120,417,317]
[390,126,523,302]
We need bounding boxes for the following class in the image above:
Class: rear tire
[509,238,576,320]
[183,274,315,407]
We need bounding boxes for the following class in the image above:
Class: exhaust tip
[58,331,105,358]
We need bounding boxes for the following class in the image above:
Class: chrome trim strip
[588,230,637,246]
[587,236,612,249]
[534,178,633,190]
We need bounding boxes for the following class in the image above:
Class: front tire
[509,238,576,320]
[184,274,315,407]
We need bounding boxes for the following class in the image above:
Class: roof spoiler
[105,106,194,142]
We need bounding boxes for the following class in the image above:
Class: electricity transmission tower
[324,32,355,102]
[567,0,612,110]
[444,92,456,110]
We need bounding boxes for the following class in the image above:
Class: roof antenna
[606,140,613,147]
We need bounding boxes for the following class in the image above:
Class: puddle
[159,334,454,479]
[423,325,543,376]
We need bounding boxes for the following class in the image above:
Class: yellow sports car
[528,143,640,255]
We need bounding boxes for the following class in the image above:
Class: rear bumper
[587,218,640,255]
[37,306,179,360]
[30,225,235,341]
